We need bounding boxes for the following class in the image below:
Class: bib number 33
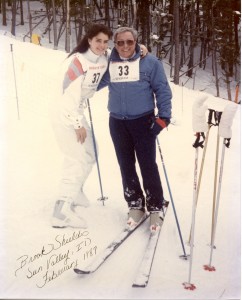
[118,65,129,76]
[110,59,140,82]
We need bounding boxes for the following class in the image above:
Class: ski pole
[183,133,204,290]
[210,111,222,246]
[183,96,208,290]
[204,103,237,272]
[204,138,226,271]
[187,96,208,245]
[156,137,188,260]
[87,98,108,205]
[10,44,20,120]
[188,109,214,244]
[196,109,215,198]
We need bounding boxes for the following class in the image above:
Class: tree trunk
[11,0,16,35]
[131,0,137,28]
[179,0,185,67]
[211,3,219,97]
[173,0,180,85]
[226,70,232,100]
[104,0,110,27]
[138,1,150,46]
[20,0,24,25]
[77,1,84,43]
[27,0,32,41]
[2,0,7,25]
[199,22,205,68]
[65,0,71,53]
[187,0,195,78]
[51,0,58,49]
[93,0,103,18]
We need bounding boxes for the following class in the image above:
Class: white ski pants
[52,116,96,202]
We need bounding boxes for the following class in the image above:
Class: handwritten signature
[14,230,97,288]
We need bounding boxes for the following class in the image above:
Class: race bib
[82,64,107,89]
[109,58,140,82]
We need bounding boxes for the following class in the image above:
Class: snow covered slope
[0,35,240,300]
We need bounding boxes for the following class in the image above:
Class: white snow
[0,32,240,300]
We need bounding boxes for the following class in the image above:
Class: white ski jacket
[59,49,109,129]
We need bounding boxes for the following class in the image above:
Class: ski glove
[150,117,170,135]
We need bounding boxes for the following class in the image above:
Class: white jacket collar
[83,48,100,63]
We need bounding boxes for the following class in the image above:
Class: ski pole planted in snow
[10,44,20,120]
[188,109,222,245]
[187,96,208,245]
[210,110,223,248]
[183,96,208,290]
[183,133,205,291]
[156,137,188,260]
[87,98,108,205]
[204,103,237,272]
[188,108,214,244]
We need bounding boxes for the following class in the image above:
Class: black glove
[150,117,170,135]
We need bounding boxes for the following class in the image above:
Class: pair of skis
[74,202,169,287]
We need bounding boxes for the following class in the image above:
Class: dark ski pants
[109,113,164,212]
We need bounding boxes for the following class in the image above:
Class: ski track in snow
[0,33,240,300]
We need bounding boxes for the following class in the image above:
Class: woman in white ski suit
[51,24,113,228]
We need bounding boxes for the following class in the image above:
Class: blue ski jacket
[98,44,172,120]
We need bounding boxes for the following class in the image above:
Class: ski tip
[182,282,196,290]
[74,268,91,275]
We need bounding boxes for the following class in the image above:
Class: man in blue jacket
[99,27,172,233]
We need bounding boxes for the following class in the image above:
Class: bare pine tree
[66,0,71,53]
[11,0,16,35]
[173,0,180,85]
[51,0,58,49]
[2,0,7,25]
[27,0,32,41]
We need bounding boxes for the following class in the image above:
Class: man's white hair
[114,27,138,41]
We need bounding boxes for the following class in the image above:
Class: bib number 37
[92,72,100,84]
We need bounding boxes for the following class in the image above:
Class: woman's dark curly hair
[68,24,113,57]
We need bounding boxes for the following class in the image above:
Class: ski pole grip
[216,111,223,124]
[208,109,214,125]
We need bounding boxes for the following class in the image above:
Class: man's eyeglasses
[115,40,135,47]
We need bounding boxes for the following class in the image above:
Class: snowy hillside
[0,34,240,300]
